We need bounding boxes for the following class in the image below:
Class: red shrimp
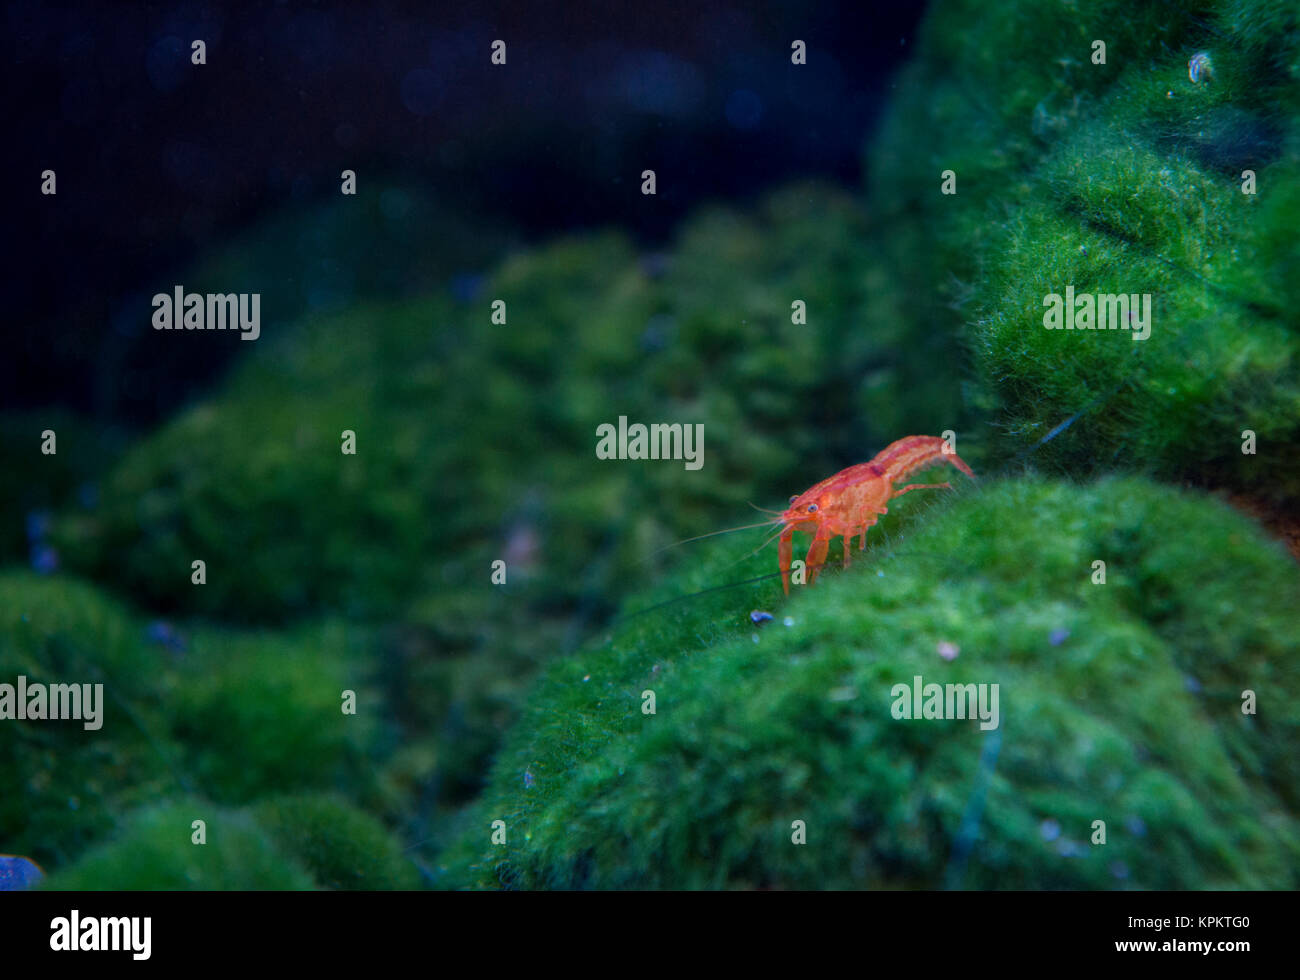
[777,435,975,594]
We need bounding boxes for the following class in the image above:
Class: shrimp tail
[873,434,975,483]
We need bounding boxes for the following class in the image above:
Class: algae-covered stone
[167,621,378,805]
[43,801,317,890]
[866,0,1300,505]
[439,477,1300,889]
[0,573,177,868]
[0,571,382,874]
[47,795,419,890]
[251,793,420,889]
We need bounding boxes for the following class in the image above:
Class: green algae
[0,571,388,875]
[250,793,421,890]
[438,477,1300,889]
[43,801,318,890]
[43,794,420,890]
[0,574,177,868]
[867,0,1300,504]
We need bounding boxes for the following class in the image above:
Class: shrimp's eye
[789,495,798,504]
[807,504,818,513]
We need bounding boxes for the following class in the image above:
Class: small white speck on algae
[783,616,794,627]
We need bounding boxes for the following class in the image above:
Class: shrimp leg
[892,482,952,499]
[805,533,832,586]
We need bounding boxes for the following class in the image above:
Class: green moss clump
[168,622,377,804]
[251,794,420,890]
[51,296,465,622]
[866,0,1300,505]
[44,795,419,890]
[439,477,1300,889]
[43,801,317,890]
[0,573,177,868]
[0,571,386,876]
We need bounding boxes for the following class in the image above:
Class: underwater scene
[3,0,1299,896]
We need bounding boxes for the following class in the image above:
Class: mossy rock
[0,572,178,868]
[167,621,378,805]
[0,571,383,875]
[50,295,465,622]
[439,476,1300,889]
[251,793,420,890]
[43,801,317,890]
[866,0,1300,505]
[46,794,419,890]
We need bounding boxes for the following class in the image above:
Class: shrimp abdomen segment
[872,434,975,482]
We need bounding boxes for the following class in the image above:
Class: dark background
[4,0,925,428]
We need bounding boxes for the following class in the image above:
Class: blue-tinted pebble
[0,856,44,891]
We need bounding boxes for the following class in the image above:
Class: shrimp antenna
[632,518,783,566]
[612,569,786,624]
[710,522,788,574]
